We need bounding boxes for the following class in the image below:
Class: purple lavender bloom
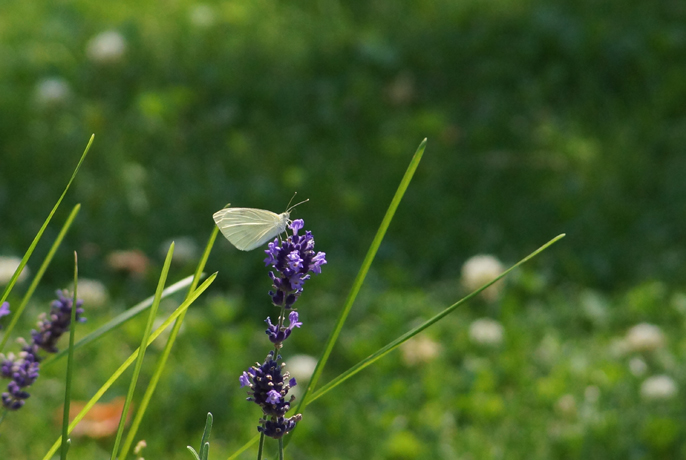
[1,352,40,410]
[264,311,303,345]
[31,290,85,354]
[1,290,84,411]
[264,219,326,308]
[240,352,297,418]
[0,302,10,323]
[257,414,302,439]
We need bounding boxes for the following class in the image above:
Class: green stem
[279,437,284,460]
[256,432,265,460]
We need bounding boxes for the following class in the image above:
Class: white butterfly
[213,199,308,251]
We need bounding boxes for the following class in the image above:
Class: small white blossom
[189,4,216,27]
[0,256,29,285]
[401,335,442,366]
[641,375,677,400]
[86,30,127,64]
[34,77,71,108]
[71,279,108,307]
[284,354,317,383]
[160,237,199,265]
[461,254,504,301]
[629,357,648,377]
[555,394,577,418]
[625,323,665,353]
[469,318,504,346]
[584,385,600,403]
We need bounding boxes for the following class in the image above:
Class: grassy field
[1,0,685,458]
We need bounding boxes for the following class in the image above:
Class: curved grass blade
[110,243,175,460]
[290,139,426,423]
[226,434,259,460]
[118,228,219,459]
[306,234,566,405]
[0,204,81,352]
[42,274,198,368]
[41,273,217,460]
[0,134,93,354]
[60,253,79,460]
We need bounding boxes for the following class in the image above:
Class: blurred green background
[2,0,686,458]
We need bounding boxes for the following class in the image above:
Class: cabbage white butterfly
[213,199,308,251]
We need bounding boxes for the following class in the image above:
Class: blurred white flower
[71,279,108,308]
[189,4,216,27]
[461,254,504,301]
[160,237,199,265]
[584,385,600,403]
[641,375,677,400]
[86,30,127,64]
[625,323,665,353]
[555,394,577,418]
[0,256,29,285]
[629,357,648,377]
[469,318,504,346]
[34,77,71,108]
[401,335,442,366]
[284,354,317,383]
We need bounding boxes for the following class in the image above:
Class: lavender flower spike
[264,219,326,308]
[31,289,85,354]
[265,311,303,345]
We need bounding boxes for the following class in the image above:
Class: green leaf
[60,253,79,460]
[0,204,80,353]
[118,228,218,460]
[110,243,175,460]
[42,273,217,460]
[42,274,198,368]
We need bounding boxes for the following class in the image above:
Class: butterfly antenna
[286,192,298,210]
[287,198,309,213]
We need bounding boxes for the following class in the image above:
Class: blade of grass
[41,273,217,460]
[60,253,79,460]
[0,204,81,352]
[306,234,566,405]
[227,434,260,460]
[118,228,219,459]
[291,139,426,419]
[42,274,198,368]
[110,243,175,460]
[0,134,93,354]
[200,412,214,460]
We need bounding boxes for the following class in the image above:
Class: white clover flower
[0,256,29,285]
[284,354,317,383]
[400,335,442,366]
[461,254,505,301]
[641,375,677,400]
[469,318,504,346]
[71,279,108,308]
[160,237,199,265]
[34,77,71,108]
[629,357,648,377]
[584,385,600,403]
[86,30,127,64]
[189,4,216,28]
[625,323,665,353]
[555,394,577,418]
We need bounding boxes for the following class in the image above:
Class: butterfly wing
[213,208,289,251]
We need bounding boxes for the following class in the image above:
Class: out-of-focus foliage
[1,0,685,295]
[1,0,685,458]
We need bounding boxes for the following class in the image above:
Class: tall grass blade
[118,228,219,459]
[110,243,175,460]
[0,204,81,352]
[42,275,197,367]
[306,234,566,405]
[0,135,93,352]
[291,139,426,419]
[200,412,213,460]
[42,273,217,460]
[60,253,79,460]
